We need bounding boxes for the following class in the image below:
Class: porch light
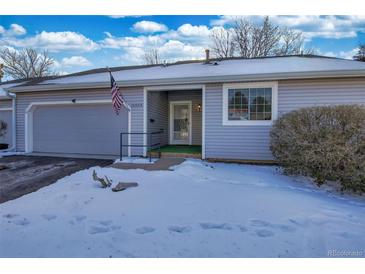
[196,103,202,112]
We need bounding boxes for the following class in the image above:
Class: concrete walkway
[111,157,185,171]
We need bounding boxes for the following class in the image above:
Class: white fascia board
[7,69,365,93]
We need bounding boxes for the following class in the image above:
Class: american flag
[109,71,129,115]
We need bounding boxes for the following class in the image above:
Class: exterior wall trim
[169,100,192,145]
[24,99,132,154]
[143,87,148,157]
[222,81,278,126]
[0,107,13,111]
[201,85,206,159]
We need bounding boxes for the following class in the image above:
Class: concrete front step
[150,151,201,159]
[112,157,185,171]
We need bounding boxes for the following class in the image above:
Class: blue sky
[0,15,364,76]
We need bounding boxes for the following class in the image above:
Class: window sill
[222,120,273,126]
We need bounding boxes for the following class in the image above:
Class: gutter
[6,69,365,93]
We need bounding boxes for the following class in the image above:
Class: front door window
[170,102,191,144]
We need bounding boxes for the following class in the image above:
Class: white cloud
[108,15,127,19]
[118,47,146,64]
[103,31,112,38]
[116,39,205,65]
[177,24,210,37]
[0,23,27,37]
[132,20,168,33]
[159,40,205,61]
[101,22,218,65]
[101,33,163,49]
[321,48,358,60]
[9,24,26,36]
[211,15,365,40]
[61,56,92,67]
[4,31,99,52]
[108,15,141,19]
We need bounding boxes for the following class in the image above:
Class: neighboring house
[0,89,12,147]
[4,55,365,161]
[0,79,29,149]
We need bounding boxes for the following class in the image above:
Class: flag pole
[107,66,132,157]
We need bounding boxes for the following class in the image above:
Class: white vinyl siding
[206,77,365,161]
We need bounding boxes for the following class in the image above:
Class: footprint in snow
[135,226,156,234]
[99,220,113,226]
[41,214,57,221]
[87,219,121,234]
[237,225,248,232]
[250,219,296,233]
[88,225,110,235]
[2,214,19,219]
[255,229,274,237]
[200,223,233,230]
[272,224,296,233]
[110,225,121,231]
[288,218,309,227]
[249,219,271,227]
[74,215,87,222]
[83,198,94,205]
[13,218,30,226]
[168,225,192,233]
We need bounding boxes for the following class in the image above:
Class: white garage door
[33,104,128,156]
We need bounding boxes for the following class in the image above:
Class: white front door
[170,101,192,145]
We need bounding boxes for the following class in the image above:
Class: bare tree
[143,47,161,65]
[275,28,315,56]
[210,28,235,58]
[255,16,281,57]
[233,16,281,58]
[211,16,313,58]
[0,48,56,79]
[233,18,253,58]
[353,45,365,62]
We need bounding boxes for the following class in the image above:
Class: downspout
[5,91,16,152]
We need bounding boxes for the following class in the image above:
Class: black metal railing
[120,131,163,162]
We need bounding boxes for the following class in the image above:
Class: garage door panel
[33,104,128,156]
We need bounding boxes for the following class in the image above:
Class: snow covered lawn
[1,160,364,258]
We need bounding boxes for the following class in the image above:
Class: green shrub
[270,105,365,193]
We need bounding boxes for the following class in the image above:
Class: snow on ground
[0,160,364,258]
[114,157,158,164]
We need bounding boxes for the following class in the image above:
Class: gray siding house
[0,80,25,149]
[3,55,365,161]
[0,97,13,147]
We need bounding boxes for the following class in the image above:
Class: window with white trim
[228,88,272,121]
[223,82,277,125]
